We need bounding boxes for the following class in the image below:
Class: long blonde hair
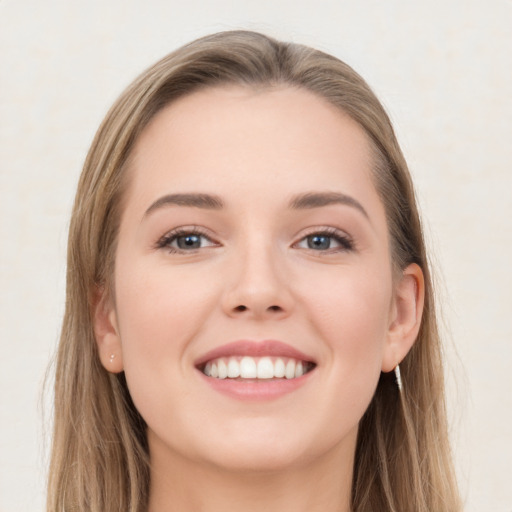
[47,31,461,512]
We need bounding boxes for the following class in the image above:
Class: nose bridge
[222,231,292,318]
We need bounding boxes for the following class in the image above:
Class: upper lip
[194,340,316,368]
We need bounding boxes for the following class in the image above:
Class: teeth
[274,358,285,378]
[201,356,312,380]
[218,359,228,379]
[257,357,274,379]
[285,359,296,379]
[227,358,240,378]
[240,356,257,378]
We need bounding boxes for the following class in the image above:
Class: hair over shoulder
[47,30,461,512]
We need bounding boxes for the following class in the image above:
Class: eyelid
[155,225,220,253]
[293,226,355,252]
[154,225,354,254]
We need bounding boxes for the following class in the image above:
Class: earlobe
[92,286,124,373]
[382,263,425,373]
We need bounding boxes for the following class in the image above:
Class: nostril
[231,304,284,314]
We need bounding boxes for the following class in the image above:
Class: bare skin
[148,430,355,512]
[94,85,424,512]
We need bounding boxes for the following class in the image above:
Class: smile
[195,340,317,399]
[202,356,315,380]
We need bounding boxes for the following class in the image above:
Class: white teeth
[201,356,312,380]
[227,358,240,378]
[257,357,274,379]
[274,358,285,378]
[217,359,228,379]
[240,356,257,378]
[285,359,296,379]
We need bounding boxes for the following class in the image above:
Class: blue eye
[306,234,332,250]
[296,230,353,252]
[175,234,203,249]
[157,229,217,253]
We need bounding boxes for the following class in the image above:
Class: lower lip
[198,370,314,401]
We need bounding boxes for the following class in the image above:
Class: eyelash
[155,226,355,254]
[155,227,218,253]
[294,227,355,253]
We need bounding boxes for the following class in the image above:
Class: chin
[204,441,312,474]
[190,417,353,474]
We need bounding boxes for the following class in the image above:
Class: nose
[221,242,294,321]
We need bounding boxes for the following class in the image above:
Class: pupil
[308,235,330,250]
[178,234,201,249]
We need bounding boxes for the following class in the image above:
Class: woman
[47,31,461,511]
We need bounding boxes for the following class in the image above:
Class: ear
[382,263,425,373]
[92,285,124,373]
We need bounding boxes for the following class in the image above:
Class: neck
[147,433,355,512]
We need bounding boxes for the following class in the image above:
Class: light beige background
[1,0,511,510]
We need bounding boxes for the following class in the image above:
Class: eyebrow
[288,192,369,219]
[143,191,368,220]
[144,193,224,217]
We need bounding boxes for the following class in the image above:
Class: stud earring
[109,354,116,364]
[394,364,403,392]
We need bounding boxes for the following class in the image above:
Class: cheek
[113,258,219,378]
[304,256,391,328]
[112,260,224,440]
[301,263,393,387]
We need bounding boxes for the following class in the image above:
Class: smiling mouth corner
[198,356,316,380]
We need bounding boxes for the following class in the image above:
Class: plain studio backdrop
[0,1,511,510]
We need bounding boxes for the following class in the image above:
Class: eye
[295,229,354,252]
[156,228,218,253]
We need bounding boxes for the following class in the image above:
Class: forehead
[125,85,384,223]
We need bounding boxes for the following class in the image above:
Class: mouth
[200,356,316,380]
[194,339,317,393]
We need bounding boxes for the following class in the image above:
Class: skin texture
[94,85,424,512]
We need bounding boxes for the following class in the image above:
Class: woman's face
[99,85,416,472]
